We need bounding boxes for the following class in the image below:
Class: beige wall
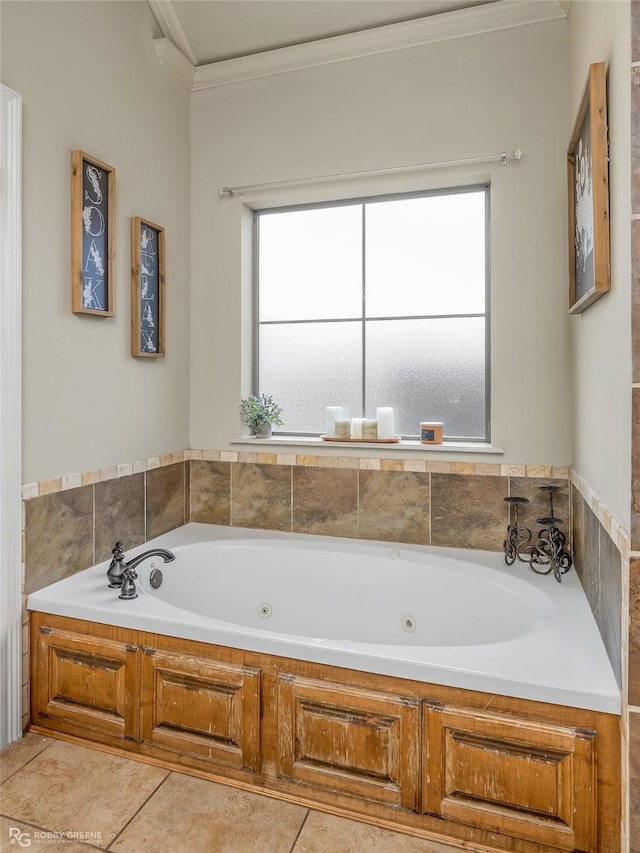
[1,0,191,484]
[190,18,573,466]
[568,0,632,530]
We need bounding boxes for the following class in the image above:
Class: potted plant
[240,393,284,438]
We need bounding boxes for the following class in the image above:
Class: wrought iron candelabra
[503,485,572,582]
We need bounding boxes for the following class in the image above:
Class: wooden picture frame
[131,217,165,357]
[567,61,610,314]
[71,151,115,316]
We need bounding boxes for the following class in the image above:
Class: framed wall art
[567,61,610,314]
[71,150,115,316]
[131,217,165,357]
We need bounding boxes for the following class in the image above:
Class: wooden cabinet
[32,623,140,742]
[423,702,597,852]
[277,673,420,809]
[140,646,261,771]
[29,613,619,853]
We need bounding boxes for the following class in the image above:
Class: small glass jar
[420,422,444,444]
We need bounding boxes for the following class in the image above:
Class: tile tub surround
[571,486,625,688]
[631,557,640,706]
[430,473,508,550]
[293,466,359,537]
[24,486,93,596]
[23,459,189,595]
[358,469,431,544]
[24,450,635,597]
[188,457,572,549]
[233,462,293,531]
[94,473,145,564]
[634,386,640,550]
[632,709,640,853]
[145,463,187,540]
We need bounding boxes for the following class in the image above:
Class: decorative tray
[320,435,400,443]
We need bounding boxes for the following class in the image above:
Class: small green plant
[240,393,284,436]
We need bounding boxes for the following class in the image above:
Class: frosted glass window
[259,205,362,321]
[366,318,486,439]
[255,185,489,439]
[259,323,362,434]
[366,192,486,317]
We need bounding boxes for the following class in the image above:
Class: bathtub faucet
[107,542,176,600]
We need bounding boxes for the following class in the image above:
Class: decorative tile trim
[570,468,630,559]
[21,448,574,503]
[21,450,191,502]
[190,449,571,476]
[20,482,38,500]
[61,473,81,490]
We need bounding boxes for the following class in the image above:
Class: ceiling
[153,0,500,66]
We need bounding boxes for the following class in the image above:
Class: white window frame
[253,184,491,442]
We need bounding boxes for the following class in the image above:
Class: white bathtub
[27,522,620,714]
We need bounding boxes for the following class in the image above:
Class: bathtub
[27,522,620,714]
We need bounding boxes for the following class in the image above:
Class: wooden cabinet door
[423,702,597,852]
[32,624,140,741]
[277,673,420,810]
[140,647,261,772]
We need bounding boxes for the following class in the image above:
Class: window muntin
[255,186,489,441]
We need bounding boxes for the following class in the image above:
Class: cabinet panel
[423,703,596,852]
[29,613,619,853]
[33,625,139,740]
[141,647,261,771]
[277,673,420,810]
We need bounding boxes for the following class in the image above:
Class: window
[254,185,489,441]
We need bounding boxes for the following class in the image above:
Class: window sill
[230,436,504,454]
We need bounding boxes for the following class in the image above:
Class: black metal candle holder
[503,486,572,582]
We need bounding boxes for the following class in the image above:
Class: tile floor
[0,734,465,852]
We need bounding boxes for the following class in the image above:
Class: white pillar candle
[325,406,343,437]
[351,418,364,439]
[376,407,394,439]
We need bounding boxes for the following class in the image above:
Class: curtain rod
[218,148,523,198]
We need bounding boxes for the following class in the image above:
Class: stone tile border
[190,449,568,479]
[21,450,189,502]
[25,448,633,572]
[570,469,630,560]
[21,449,572,502]
[23,449,631,559]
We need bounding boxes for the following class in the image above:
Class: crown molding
[153,0,566,92]
[147,0,198,65]
[154,37,195,89]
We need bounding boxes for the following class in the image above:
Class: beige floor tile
[0,733,53,783]
[294,811,463,853]
[0,816,98,851]
[110,772,307,853]
[0,740,167,849]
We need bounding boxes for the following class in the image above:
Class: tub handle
[107,541,126,588]
[119,566,138,600]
